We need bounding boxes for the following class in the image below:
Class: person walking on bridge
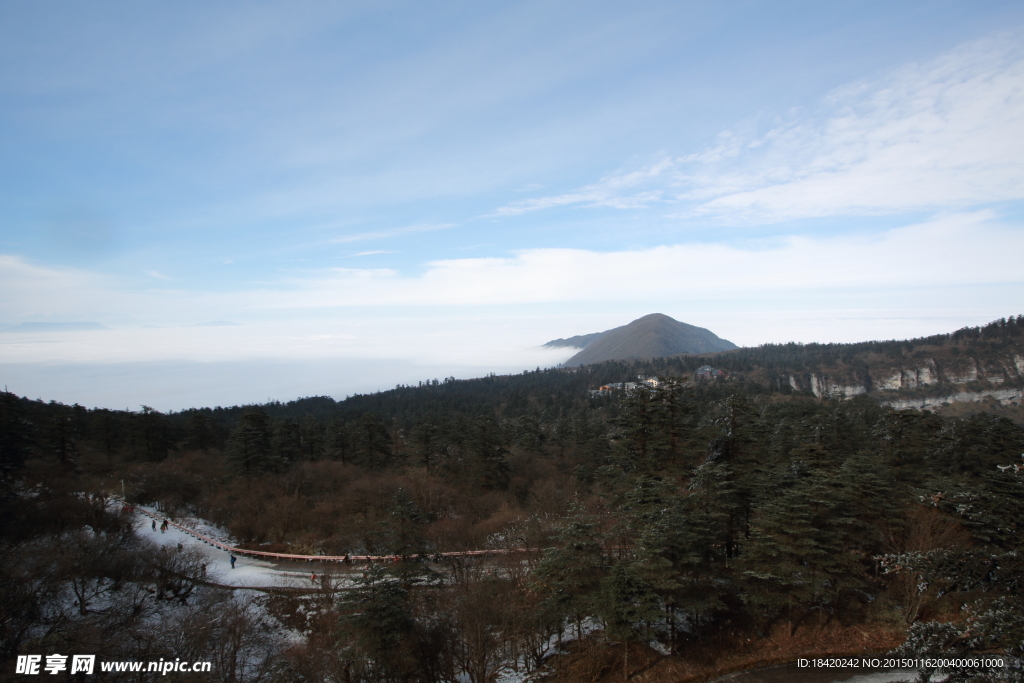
[230,554,236,569]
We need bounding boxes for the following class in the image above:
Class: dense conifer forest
[2,317,1023,682]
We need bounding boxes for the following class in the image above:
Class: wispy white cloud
[147,270,172,280]
[0,255,114,321]
[681,34,1024,223]
[496,33,1024,224]
[494,159,673,215]
[352,250,396,256]
[329,223,455,243]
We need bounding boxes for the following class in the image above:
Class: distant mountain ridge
[546,313,737,366]
[0,322,108,333]
[543,332,606,349]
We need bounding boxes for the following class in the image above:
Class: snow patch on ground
[133,505,313,589]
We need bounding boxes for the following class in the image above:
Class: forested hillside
[2,316,1023,683]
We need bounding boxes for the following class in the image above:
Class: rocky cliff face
[672,316,1024,412]
[780,349,1023,405]
[885,387,1023,410]
[874,360,937,390]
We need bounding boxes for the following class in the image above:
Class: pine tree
[596,562,661,680]
[739,462,868,628]
[0,391,31,478]
[227,408,279,474]
[353,413,393,468]
[326,416,352,463]
[465,417,509,490]
[531,506,607,640]
[182,411,214,451]
[337,565,417,683]
[271,418,302,464]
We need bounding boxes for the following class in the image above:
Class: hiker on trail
[229,554,236,569]
[311,573,317,585]
[160,520,168,533]
[152,520,156,532]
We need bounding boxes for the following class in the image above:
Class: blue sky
[2,1,1023,409]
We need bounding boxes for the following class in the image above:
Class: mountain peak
[546,314,737,366]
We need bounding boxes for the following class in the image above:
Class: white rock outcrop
[944,361,979,384]
[809,374,867,399]
[884,387,1021,411]
[878,372,902,390]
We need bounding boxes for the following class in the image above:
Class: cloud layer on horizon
[1,211,1020,335]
